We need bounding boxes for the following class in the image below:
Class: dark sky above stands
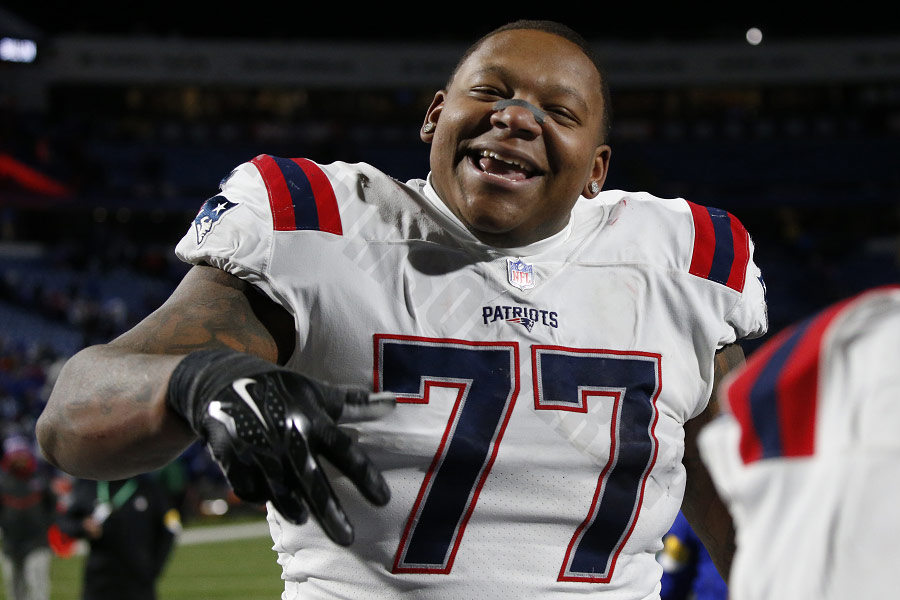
[2,3,898,43]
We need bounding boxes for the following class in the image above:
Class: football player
[37,20,767,598]
[699,285,900,599]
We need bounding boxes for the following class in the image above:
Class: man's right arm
[36,264,294,481]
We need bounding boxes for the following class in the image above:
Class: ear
[582,144,612,198]
[420,90,446,143]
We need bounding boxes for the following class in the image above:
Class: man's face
[422,29,611,248]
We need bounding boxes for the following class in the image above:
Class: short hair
[448,20,612,142]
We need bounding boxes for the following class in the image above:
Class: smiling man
[37,21,767,599]
[424,25,611,247]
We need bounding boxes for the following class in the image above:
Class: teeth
[479,150,531,172]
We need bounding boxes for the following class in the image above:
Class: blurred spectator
[0,435,57,600]
[154,457,189,524]
[658,511,728,600]
[57,473,179,600]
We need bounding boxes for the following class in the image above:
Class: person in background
[659,511,728,600]
[57,473,179,600]
[699,285,900,599]
[0,435,57,600]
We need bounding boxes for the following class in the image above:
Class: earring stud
[589,181,600,194]
[423,122,435,133]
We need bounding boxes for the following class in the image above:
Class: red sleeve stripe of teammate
[724,286,899,464]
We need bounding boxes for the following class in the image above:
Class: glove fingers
[340,389,397,423]
[196,368,393,548]
[319,386,396,423]
[283,426,355,546]
[204,410,310,524]
[220,453,271,504]
[319,426,391,507]
[203,419,270,504]
[262,470,310,527]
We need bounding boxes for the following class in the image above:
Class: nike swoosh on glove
[167,349,395,545]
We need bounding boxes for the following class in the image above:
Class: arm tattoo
[37,266,278,478]
[131,295,279,359]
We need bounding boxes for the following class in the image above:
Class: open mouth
[473,149,537,182]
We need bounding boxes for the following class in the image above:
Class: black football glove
[167,349,395,546]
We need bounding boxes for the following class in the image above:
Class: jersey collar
[422,172,574,257]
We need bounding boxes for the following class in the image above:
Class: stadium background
[1,5,899,596]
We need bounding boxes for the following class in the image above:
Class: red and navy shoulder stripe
[687,201,749,292]
[250,154,343,235]
[724,286,897,464]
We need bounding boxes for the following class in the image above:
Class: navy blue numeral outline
[532,346,662,583]
[374,334,520,574]
[374,336,661,584]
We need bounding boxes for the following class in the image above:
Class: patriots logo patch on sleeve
[194,195,238,245]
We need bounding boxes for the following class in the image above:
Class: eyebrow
[467,65,591,114]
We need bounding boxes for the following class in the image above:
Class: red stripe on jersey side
[250,154,297,231]
[773,302,842,458]
[292,158,343,236]
[728,286,900,464]
[687,201,716,280]
[723,332,784,464]
[725,213,751,292]
[774,289,890,458]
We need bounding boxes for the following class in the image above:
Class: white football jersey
[176,155,767,599]
[699,286,900,600]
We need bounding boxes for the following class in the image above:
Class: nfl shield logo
[507,257,535,290]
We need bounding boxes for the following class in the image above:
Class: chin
[462,206,519,234]
[465,216,528,247]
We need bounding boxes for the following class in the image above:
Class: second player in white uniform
[700,286,900,600]
[176,155,767,599]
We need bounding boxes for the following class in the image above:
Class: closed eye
[469,86,505,100]
[545,106,581,125]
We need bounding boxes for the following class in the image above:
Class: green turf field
[43,533,283,600]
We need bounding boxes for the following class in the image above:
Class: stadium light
[0,37,37,63]
[745,28,763,46]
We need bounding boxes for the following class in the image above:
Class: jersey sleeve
[726,234,767,342]
[174,154,346,302]
[715,285,900,466]
[698,286,900,599]
[174,159,275,291]
[685,200,768,344]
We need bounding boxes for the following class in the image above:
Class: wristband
[166,348,277,430]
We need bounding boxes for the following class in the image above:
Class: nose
[491,99,544,137]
